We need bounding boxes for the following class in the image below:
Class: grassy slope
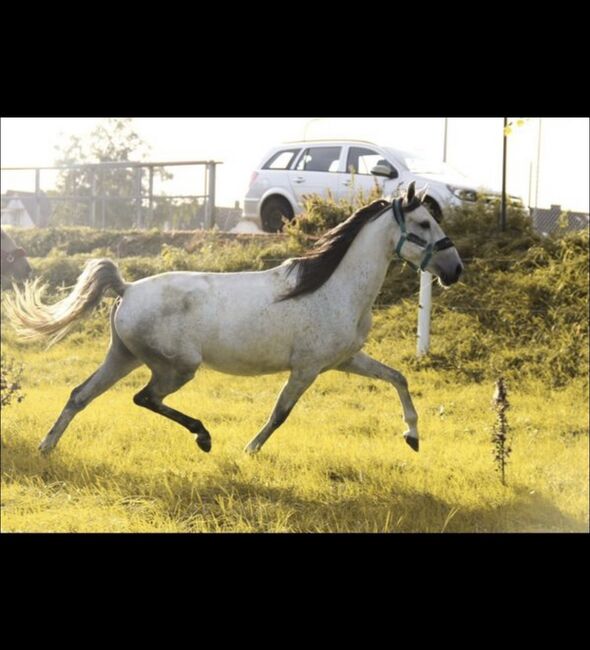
[2,317,588,533]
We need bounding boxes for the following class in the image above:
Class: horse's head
[1,228,32,282]
[391,182,463,287]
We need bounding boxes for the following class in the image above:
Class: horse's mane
[279,199,390,301]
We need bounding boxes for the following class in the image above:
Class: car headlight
[447,185,478,202]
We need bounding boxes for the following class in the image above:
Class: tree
[52,118,172,229]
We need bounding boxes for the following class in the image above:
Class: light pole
[501,117,508,231]
[303,118,323,141]
[534,118,542,209]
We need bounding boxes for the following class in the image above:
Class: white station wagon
[244,139,524,232]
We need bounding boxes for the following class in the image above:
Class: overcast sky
[1,117,588,212]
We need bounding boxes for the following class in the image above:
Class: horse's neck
[331,211,394,312]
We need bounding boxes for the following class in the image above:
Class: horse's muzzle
[439,263,463,287]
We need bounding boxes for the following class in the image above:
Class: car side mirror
[371,164,398,180]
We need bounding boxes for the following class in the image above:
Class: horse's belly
[201,340,292,376]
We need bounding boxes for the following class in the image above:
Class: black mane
[279,199,390,301]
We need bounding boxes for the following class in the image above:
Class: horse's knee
[67,385,90,411]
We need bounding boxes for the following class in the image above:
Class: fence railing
[1,160,222,230]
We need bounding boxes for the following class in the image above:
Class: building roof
[4,190,52,227]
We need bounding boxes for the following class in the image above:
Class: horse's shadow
[1,437,586,532]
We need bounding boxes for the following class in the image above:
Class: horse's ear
[416,184,429,203]
[406,181,416,203]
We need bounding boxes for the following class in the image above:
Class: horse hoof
[404,435,419,452]
[197,436,212,453]
[244,443,260,455]
[39,441,55,455]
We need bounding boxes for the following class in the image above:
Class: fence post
[90,171,97,227]
[101,166,106,229]
[135,166,143,229]
[416,271,433,357]
[148,166,154,226]
[205,161,216,229]
[34,168,41,225]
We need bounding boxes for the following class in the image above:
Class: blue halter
[391,198,454,271]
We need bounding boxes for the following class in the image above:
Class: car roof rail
[283,139,379,145]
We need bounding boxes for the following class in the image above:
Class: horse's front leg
[244,368,319,455]
[336,352,420,451]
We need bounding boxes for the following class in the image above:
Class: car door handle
[343,180,352,187]
[292,177,305,184]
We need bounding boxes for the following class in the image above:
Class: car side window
[263,149,301,170]
[295,147,342,173]
[346,147,387,175]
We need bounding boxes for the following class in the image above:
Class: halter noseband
[392,198,454,271]
[0,247,27,266]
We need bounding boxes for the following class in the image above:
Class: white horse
[4,182,463,456]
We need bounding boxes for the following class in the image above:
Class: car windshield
[384,148,468,178]
[403,156,467,177]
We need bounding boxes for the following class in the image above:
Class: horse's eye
[419,221,431,229]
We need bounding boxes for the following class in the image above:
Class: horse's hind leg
[39,342,141,454]
[133,361,211,452]
[336,352,420,451]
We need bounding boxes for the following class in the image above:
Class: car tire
[261,197,294,233]
[423,197,443,223]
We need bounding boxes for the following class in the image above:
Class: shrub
[1,354,24,409]
[284,185,384,243]
[2,226,203,258]
[7,197,589,389]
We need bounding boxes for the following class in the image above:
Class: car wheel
[261,197,294,232]
[423,197,443,223]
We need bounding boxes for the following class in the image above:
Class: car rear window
[263,149,301,170]
[295,147,342,173]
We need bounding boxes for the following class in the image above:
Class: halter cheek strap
[392,198,454,271]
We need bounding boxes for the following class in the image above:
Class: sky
[1,117,588,212]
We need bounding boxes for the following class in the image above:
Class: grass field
[2,315,588,533]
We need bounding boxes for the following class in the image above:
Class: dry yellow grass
[1,327,588,533]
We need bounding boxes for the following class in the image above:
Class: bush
[7,197,589,389]
[2,226,205,258]
[1,354,24,408]
[284,185,384,244]
[406,223,589,387]
[27,234,304,293]
[288,196,587,388]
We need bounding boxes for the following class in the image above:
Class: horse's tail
[3,258,129,347]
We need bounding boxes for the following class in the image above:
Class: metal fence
[1,160,222,230]
[530,204,590,236]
